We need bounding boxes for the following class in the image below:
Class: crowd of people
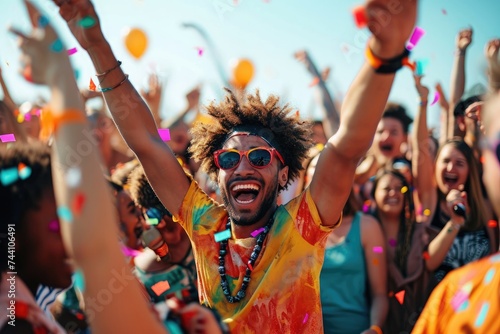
[1,0,499,333]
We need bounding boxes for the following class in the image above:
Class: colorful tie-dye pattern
[174,180,334,333]
[413,253,500,333]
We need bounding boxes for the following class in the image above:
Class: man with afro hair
[70,0,419,331]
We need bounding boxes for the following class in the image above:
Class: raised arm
[448,28,472,138]
[435,83,451,145]
[294,50,340,137]
[411,75,437,223]
[486,39,500,93]
[11,2,166,333]
[54,0,189,216]
[310,0,419,226]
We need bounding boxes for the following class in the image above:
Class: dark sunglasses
[214,147,285,170]
[146,206,172,220]
[480,137,500,165]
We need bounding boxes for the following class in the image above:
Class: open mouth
[231,183,261,204]
[443,172,459,185]
[380,144,394,154]
[385,198,399,205]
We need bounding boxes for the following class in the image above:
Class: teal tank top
[320,212,370,334]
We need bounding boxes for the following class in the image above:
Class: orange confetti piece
[309,77,320,87]
[73,192,86,215]
[89,78,96,91]
[373,258,379,265]
[488,220,498,228]
[151,280,170,296]
[18,163,27,172]
[395,290,405,304]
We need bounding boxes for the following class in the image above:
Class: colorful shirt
[174,180,334,333]
[412,252,500,333]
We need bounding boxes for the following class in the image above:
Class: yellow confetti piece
[423,209,431,216]
[400,186,408,194]
[17,114,25,123]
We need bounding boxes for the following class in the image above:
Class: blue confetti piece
[74,69,80,81]
[78,16,96,29]
[50,39,64,53]
[18,166,32,180]
[0,167,19,186]
[474,303,489,328]
[73,270,85,293]
[38,16,49,28]
[483,268,495,285]
[457,299,469,312]
[214,229,231,242]
[57,206,73,223]
[490,253,500,263]
[415,59,430,76]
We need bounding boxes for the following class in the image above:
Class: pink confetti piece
[121,244,141,258]
[251,228,265,237]
[48,220,60,233]
[441,9,447,15]
[430,91,440,106]
[373,246,383,253]
[158,129,171,141]
[302,313,309,324]
[406,26,426,51]
[0,134,16,143]
[67,47,78,56]
[196,47,204,56]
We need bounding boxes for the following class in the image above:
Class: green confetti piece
[78,16,96,29]
[474,303,489,328]
[18,166,32,180]
[483,268,495,285]
[0,167,18,186]
[146,218,159,226]
[57,206,73,223]
[214,229,231,242]
[50,39,64,53]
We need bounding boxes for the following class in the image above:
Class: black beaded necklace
[218,216,274,303]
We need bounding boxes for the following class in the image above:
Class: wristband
[370,325,383,334]
[100,74,129,93]
[96,60,122,77]
[41,109,87,135]
[365,47,412,74]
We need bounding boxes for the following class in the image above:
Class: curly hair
[189,89,313,190]
[371,168,416,276]
[127,165,165,212]
[0,142,53,272]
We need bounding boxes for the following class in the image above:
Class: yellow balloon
[231,59,254,89]
[124,27,148,59]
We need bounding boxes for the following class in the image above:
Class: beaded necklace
[218,216,274,303]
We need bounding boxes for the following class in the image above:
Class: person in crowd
[412,38,500,334]
[52,0,419,332]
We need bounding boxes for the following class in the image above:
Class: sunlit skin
[482,96,500,216]
[434,144,469,195]
[217,135,288,238]
[374,173,405,219]
[373,118,408,162]
[115,190,144,249]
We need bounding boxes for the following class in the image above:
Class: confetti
[251,228,265,238]
[309,77,320,87]
[373,258,379,265]
[158,129,171,141]
[66,167,82,188]
[441,9,447,15]
[38,16,49,28]
[50,39,64,53]
[24,114,32,122]
[17,114,25,123]
[487,220,498,228]
[400,186,408,194]
[483,268,495,284]
[423,209,431,216]
[72,192,86,215]
[57,206,74,223]
[474,303,489,328]
[78,16,96,29]
[372,246,383,254]
[395,290,405,304]
[146,218,159,226]
[74,69,80,80]
[422,251,430,260]
[73,270,85,292]
[388,238,397,247]
[406,27,426,51]
[196,47,204,56]
[0,167,19,186]
[121,245,141,258]
[415,59,430,76]
[214,229,231,242]
[0,134,16,143]
[48,220,60,233]
[430,91,440,106]
[67,47,78,56]
[18,165,32,180]
[89,78,96,91]
[302,313,309,324]
[151,281,170,296]
[352,5,367,28]
[451,290,469,311]
[490,253,500,263]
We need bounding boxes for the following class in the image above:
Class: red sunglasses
[214,147,285,170]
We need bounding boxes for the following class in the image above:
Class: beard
[220,174,280,226]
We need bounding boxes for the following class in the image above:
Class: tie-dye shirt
[412,252,500,333]
[174,179,335,333]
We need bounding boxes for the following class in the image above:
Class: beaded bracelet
[100,74,129,93]
[365,46,412,74]
[41,109,87,135]
[96,60,122,77]
[370,324,383,334]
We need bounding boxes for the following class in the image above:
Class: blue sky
[0,0,499,131]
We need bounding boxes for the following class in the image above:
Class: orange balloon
[124,27,148,59]
[231,59,254,89]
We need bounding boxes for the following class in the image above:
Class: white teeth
[444,172,458,180]
[232,184,260,191]
[235,198,254,204]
